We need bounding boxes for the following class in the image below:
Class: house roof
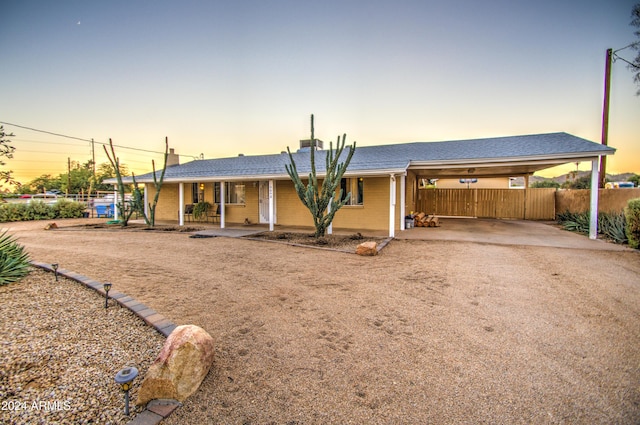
[126,132,614,183]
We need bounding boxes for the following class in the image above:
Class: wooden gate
[416,188,555,220]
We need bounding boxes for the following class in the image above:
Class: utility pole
[599,48,612,189]
[91,138,96,177]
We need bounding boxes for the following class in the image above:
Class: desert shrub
[28,200,55,220]
[557,210,629,244]
[0,203,29,222]
[0,231,31,285]
[53,199,86,218]
[0,200,87,222]
[599,212,627,244]
[625,198,640,249]
[557,210,590,234]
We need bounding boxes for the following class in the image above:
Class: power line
[0,121,196,157]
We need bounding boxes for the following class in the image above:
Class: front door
[259,181,276,224]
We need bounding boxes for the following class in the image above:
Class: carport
[399,133,615,239]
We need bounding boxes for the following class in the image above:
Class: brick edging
[30,261,177,337]
[29,261,182,424]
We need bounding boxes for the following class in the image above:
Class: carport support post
[589,158,600,240]
[178,183,184,226]
[400,174,406,230]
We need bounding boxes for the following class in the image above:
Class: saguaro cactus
[285,115,356,238]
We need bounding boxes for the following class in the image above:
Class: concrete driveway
[396,217,631,251]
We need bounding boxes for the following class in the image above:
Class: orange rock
[137,325,215,405]
[356,241,378,256]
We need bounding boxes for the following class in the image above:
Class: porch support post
[144,185,149,221]
[327,197,333,235]
[400,173,406,230]
[178,183,184,226]
[220,181,226,229]
[589,158,600,240]
[389,174,396,238]
[113,187,118,221]
[523,175,529,219]
[269,179,274,232]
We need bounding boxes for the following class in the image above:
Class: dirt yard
[4,218,640,424]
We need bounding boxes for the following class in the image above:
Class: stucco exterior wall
[556,188,640,214]
[148,183,179,220]
[147,176,404,232]
[332,176,390,231]
[435,177,511,189]
[406,171,418,215]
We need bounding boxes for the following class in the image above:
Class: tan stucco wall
[148,183,179,220]
[436,177,511,189]
[556,188,640,214]
[147,176,406,232]
[332,176,391,231]
[406,171,418,215]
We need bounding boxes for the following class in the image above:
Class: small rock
[356,241,378,256]
[44,222,58,230]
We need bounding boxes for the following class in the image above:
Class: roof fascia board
[131,168,408,184]
[409,153,605,169]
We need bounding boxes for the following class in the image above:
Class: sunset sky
[1,0,639,185]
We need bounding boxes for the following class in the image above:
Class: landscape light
[52,263,59,281]
[103,282,112,309]
[114,366,138,415]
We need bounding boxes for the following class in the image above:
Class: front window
[214,182,246,205]
[340,177,364,206]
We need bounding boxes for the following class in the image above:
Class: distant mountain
[517,172,637,187]
[532,171,636,185]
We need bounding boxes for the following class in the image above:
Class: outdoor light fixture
[103,282,112,309]
[115,366,139,416]
[52,263,59,281]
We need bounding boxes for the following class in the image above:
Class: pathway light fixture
[103,282,112,309]
[114,366,138,415]
[52,263,59,281]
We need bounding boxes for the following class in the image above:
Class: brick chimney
[167,148,180,167]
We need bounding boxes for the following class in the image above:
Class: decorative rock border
[242,235,394,254]
[29,261,182,425]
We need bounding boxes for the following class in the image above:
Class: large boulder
[356,241,378,256]
[137,325,215,405]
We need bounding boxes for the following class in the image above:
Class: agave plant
[599,212,628,244]
[0,231,31,286]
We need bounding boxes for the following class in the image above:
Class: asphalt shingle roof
[132,132,614,182]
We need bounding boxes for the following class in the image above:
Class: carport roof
[129,132,614,183]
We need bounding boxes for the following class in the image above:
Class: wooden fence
[417,188,640,219]
[417,188,556,220]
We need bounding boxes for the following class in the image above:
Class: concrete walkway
[395,217,631,251]
[169,218,631,252]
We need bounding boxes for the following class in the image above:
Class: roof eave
[408,151,613,170]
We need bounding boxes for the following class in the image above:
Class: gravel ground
[0,268,165,425]
[2,218,640,424]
